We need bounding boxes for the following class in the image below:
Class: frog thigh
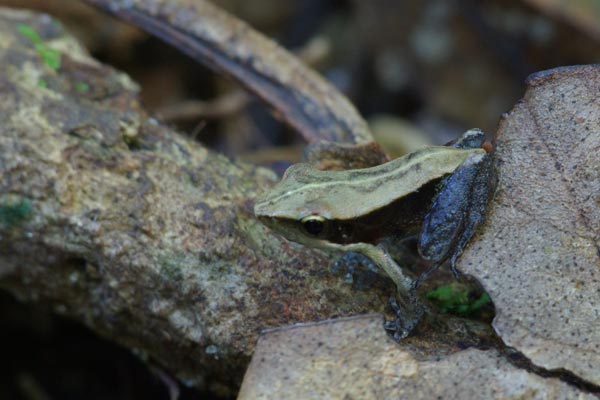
[418,152,494,266]
[447,154,496,271]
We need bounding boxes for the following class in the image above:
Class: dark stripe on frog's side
[322,177,442,245]
[263,177,443,246]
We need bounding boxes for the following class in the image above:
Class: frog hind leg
[416,152,495,287]
[448,154,496,274]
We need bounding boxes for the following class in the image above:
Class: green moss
[17,23,61,70]
[74,82,90,92]
[426,283,491,316]
[0,200,32,227]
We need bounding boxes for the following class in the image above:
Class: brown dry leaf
[460,65,600,385]
[238,315,592,399]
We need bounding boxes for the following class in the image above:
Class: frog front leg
[416,151,496,286]
[344,242,423,338]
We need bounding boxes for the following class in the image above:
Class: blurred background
[1,0,600,399]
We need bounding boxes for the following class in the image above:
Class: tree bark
[0,9,390,393]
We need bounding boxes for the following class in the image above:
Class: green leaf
[426,284,491,315]
[469,292,492,312]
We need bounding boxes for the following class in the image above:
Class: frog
[254,129,496,338]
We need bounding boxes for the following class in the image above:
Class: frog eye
[300,215,326,236]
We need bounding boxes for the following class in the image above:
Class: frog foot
[384,293,425,340]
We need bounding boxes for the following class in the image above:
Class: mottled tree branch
[0,9,390,394]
